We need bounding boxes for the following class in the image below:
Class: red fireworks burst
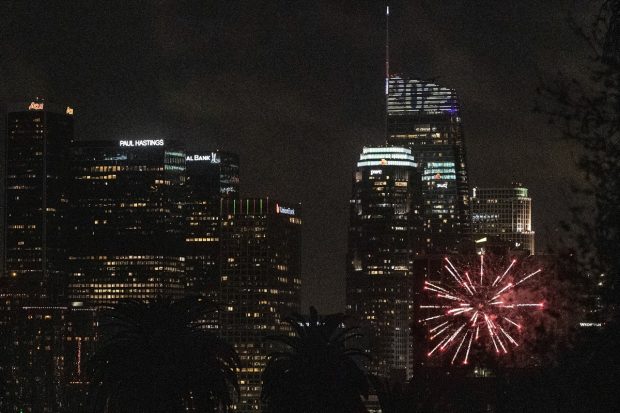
[420,254,544,365]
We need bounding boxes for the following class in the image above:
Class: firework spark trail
[422,254,544,364]
[492,259,516,287]
[451,331,469,364]
[464,332,473,365]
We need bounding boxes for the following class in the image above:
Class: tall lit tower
[346,146,424,379]
[185,151,239,302]
[1,99,78,412]
[386,77,471,253]
[3,99,74,304]
[219,198,302,412]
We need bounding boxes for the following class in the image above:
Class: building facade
[3,100,74,305]
[185,151,239,301]
[387,76,471,253]
[67,139,186,307]
[346,146,424,379]
[1,100,88,412]
[219,198,302,412]
[470,185,535,254]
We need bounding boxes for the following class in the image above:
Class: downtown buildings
[1,101,301,412]
[346,76,539,380]
[346,77,474,379]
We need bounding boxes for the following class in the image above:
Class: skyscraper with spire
[386,76,471,253]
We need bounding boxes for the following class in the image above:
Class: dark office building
[185,151,239,303]
[387,76,471,253]
[3,100,74,305]
[67,139,186,307]
[346,146,424,379]
[1,100,91,413]
[219,198,302,412]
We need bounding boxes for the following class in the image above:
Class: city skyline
[0,1,590,314]
[1,2,618,413]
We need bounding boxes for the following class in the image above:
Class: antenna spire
[385,4,390,142]
[385,4,390,94]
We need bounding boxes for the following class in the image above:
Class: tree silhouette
[536,2,620,411]
[537,0,620,311]
[261,306,369,413]
[88,296,239,413]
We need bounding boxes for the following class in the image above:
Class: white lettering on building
[437,183,448,188]
[28,102,44,111]
[66,106,74,115]
[370,169,382,175]
[185,152,221,164]
[276,204,295,215]
[119,139,164,147]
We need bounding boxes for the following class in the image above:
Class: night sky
[1,1,594,312]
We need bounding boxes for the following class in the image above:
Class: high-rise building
[387,76,471,253]
[185,151,239,301]
[1,100,85,413]
[219,198,302,412]
[67,139,186,307]
[346,146,424,379]
[470,185,535,254]
[3,99,74,305]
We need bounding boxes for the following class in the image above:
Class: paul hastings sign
[119,139,164,147]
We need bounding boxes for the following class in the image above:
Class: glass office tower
[2,100,78,412]
[346,146,424,379]
[219,198,301,412]
[67,139,186,307]
[3,99,73,305]
[185,151,239,299]
[387,76,471,253]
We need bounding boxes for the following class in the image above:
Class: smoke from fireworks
[420,254,544,365]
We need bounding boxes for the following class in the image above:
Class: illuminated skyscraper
[1,99,78,412]
[219,198,301,412]
[346,146,424,379]
[3,99,74,305]
[185,151,239,303]
[67,139,186,307]
[387,76,471,253]
[471,185,535,254]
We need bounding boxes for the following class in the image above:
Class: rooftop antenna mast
[384,4,390,141]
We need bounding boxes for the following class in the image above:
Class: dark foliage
[261,306,369,413]
[533,1,620,412]
[88,296,239,413]
[537,0,620,311]
[370,375,416,413]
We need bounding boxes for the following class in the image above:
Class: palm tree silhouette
[88,296,239,413]
[261,306,369,413]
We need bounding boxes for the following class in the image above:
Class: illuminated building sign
[370,169,382,175]
[28,102,44,111]
[437,183,448,188]
[388,77,459,115]
[66,106,74,115]
[119,139,164,147]
[276,204,295,215]
[186,153,221,164]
